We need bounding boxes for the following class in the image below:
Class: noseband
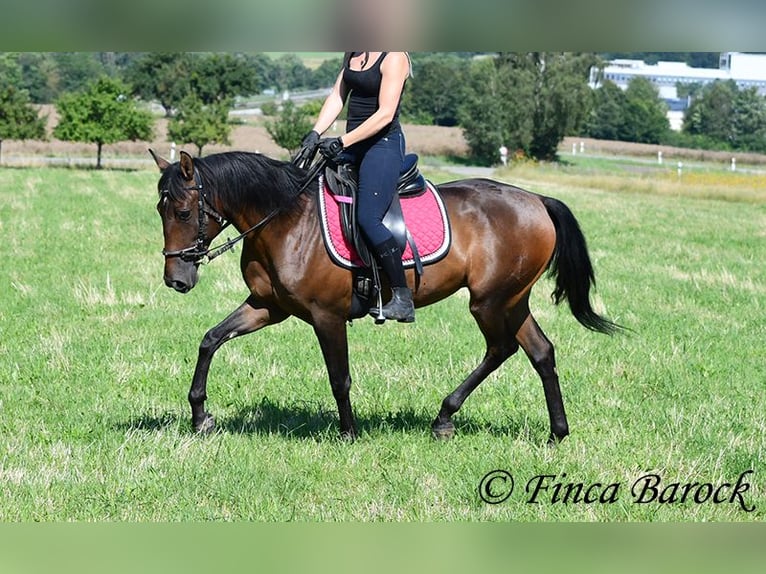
[161,168,280,264]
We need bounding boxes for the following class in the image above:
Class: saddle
[317,154,452,321]
[323,153,427,273]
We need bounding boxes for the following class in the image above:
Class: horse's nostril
[165,276,190,293]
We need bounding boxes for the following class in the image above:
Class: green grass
[0,163,764,521]
[500,155,766,204]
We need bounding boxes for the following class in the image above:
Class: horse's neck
[243,193,325,289]
[238,191,319,250]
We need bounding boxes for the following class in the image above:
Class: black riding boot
[370,237,415,323]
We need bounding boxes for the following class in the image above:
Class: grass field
[0,156,764,521]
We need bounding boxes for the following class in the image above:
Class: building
[590,52,766,130]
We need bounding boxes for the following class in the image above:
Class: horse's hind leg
[188,296,287,433]
[431,297,522,439]
[516,314,569,443]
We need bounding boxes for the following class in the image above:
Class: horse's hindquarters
[427,180,556,304]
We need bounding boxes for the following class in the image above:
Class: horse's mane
[159,151,309,215]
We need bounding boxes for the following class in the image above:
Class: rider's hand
[318,137,344,161]
[292,130,321,167]
[301,130,320,149]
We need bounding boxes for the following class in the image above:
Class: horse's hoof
[547,432,567,447]
[340,429,357,442]
[194,413,216,434]
[432,421,455,440]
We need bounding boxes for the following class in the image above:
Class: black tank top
[343,52,403,137]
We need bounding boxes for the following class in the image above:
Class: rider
[299,51,414,323]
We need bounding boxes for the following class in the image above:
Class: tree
[265,100,313,156]
[681,81,766,152]
[584,77,670,144]
[0,85,47,163]
[246,53,278,92]
[54,77,154,169]
[459,59,524,165]
[683,80,739,145]
[1,53,59,104]
[167,95,232,157]
[15,53,57,103]
[0,53,23,90]
[190,53,259,105]
[676,81,703,101]
[310,57,343,89]
[2,53,141,104]
[401,54,470,126]
[51,53,109,94]
[583,80,627,141]
[272,54,313,92]
[620,77,669,144]
[459,53,594,163]
[518,53,597,159]
[732,87,766,152]
[95,52,140,77]
[125,52,195,116]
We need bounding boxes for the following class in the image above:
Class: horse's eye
[176,209,192,221]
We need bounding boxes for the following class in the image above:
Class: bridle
[161,168,280,264]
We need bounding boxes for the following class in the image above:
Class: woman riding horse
[299,51,414,323]
[152,145,620,443]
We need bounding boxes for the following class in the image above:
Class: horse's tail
[541,196,622,335]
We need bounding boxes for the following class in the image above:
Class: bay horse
[151,149,619,443]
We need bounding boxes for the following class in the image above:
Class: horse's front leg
[312,316,357,439]
[188,295,287,432]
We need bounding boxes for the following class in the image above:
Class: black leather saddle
[323,153,426,273]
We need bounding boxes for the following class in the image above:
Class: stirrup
[370,287,415,324]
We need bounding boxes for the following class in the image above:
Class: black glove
[318,137,345,161]
[292,130,321,167]
[301,130,320,148]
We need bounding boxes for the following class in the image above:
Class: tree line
[2,52,766,167]
[0,52,340,105]
[402,52,766,163]
[0,52,344,166]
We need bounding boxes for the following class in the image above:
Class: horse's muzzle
[165,277,192,293]
[164,262,198,293]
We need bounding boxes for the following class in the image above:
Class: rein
[161,168,280,265]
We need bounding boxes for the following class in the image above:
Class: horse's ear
[179,151,195,181]
[148,148,171,172]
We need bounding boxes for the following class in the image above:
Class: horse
[151,149,620,443]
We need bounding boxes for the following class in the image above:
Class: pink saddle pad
[317,177,451,269]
